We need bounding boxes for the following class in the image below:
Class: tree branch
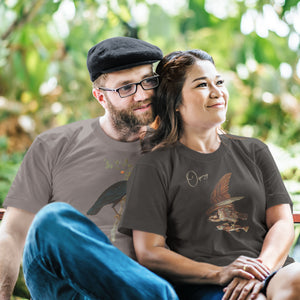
[1,0,45,40]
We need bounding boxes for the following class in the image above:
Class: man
[0,37,178,300]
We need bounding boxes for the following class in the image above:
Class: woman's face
[178,59,229,132]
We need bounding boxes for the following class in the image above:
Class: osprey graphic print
[206,173,249,232]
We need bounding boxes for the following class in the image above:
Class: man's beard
[106,99,154,134]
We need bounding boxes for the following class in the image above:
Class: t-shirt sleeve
[3,136,53,213]
[119,162,168,237]
[255,145,292,209]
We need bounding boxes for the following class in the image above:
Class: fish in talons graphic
[87,180,127,216]
[206,173,249,233]
[216,223,248,232]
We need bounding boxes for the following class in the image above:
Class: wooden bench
[0,208,5,220]
[293,212,300,223]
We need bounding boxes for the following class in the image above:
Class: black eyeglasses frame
[97,74,160,98]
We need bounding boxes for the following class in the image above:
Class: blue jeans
[23,202,179,300]
[175,284,224,300]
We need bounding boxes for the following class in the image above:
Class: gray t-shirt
[120,134,293,265]
[4,117,142,259]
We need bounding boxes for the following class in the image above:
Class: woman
[119,50,300,300]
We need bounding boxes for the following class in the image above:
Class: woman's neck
[179,128,221,154]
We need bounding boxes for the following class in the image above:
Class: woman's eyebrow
[192,76,207,82]
[192,74,222,83]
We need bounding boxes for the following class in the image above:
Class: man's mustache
[131,100,152,110]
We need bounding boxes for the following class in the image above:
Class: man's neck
[98,116,146,142]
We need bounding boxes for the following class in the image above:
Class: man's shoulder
[37,118,97,142]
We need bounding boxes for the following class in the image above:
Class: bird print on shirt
[87,180,127,216]
[87,180,127,242]
[206,173,249,232]
[86,158,134,242]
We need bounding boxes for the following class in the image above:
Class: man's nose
[133,84,150,101]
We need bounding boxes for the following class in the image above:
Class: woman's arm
[133,230,269,286]
[258,203,294,271]
[223,203,294,299]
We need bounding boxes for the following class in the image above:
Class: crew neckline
[176,134,227,161]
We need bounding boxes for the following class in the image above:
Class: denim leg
[175,284,224,300]
[23,202,178,300]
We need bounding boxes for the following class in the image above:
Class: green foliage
[0,152,23,207]
[12,265,30,299]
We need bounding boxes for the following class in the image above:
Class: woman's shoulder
[221,133,269,159]
[222,133,267,149]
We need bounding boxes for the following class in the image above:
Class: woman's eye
[197,82,207,87]
[216,79,225,85]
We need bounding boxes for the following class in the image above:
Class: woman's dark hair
[144,49,215,152]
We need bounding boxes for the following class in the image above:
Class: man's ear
[93,88,107,108]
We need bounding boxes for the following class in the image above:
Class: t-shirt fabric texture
[4,118,142,259]
[119,134,293,266]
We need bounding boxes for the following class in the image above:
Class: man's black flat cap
[87,36,163,81]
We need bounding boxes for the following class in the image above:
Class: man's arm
[0,207,35,300]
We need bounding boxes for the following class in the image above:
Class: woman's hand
[218,256,270,285]
[222,277,264,300]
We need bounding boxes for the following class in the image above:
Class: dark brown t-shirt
[120,135,293,265]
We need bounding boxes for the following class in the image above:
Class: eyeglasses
[98,75,160,98]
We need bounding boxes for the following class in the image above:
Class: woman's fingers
[220,256,270,285]
[236,256,270,280]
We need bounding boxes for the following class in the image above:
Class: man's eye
[119,84,134,92]
[144,78,156,84]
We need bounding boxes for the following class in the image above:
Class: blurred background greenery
[0,0,299,298]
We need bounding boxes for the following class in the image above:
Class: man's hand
[222,277,264,300]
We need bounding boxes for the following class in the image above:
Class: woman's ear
[175,102,182,112]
